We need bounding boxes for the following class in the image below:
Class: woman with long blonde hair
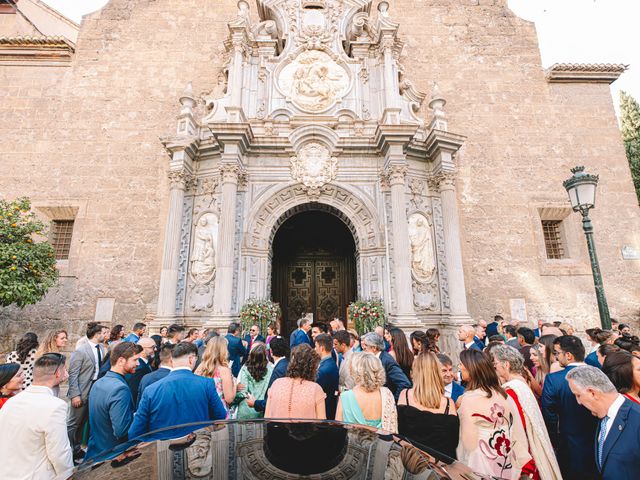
[35,330,68,359]
[195,336,236,416]
[397,352,459,460]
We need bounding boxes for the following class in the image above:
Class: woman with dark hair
[388,328,414,379]
[425,328,441,353]
[603,350,640,404]
[159,326,169,341]
[266,344,326,420]
[457,349,533,479]
[0,363,23,409]
[6,332,38,390]
[585,329,618,367]
[409,330,428,356]
[537,334,561,374]
[108,325,125,344]
[235,343,272,419]
[596,343,620,367]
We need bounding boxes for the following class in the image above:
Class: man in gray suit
[67,322,106,458]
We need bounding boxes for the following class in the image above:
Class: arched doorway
[271,209,357,336]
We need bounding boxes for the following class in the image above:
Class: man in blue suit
[290,317,312,348]
[542,335,598,480]
[567,365,640,480]
[247,336,290,413]
[126,337,155,406]
[243,324,266,352]
[437,353,465,402]
[86,342,142,460]
[485,315,502,338]
[314,334,339,420]
[128,342,227,441]
[225,322,247,377]
[137,343,173,406]
[122,322,146,344]
[361,332,411,401]
[458,325,482,351]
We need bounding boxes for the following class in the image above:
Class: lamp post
[562,166,611,330]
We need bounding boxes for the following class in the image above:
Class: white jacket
[0,385,74,480]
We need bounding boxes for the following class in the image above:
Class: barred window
[541,220,565,260]
[51,220,74,260]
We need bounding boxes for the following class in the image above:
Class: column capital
[167,168,196,190]
[433,170,457,191]
[219,163,247,185]
[382,164,408,186]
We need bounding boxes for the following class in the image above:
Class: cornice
[545,63,628,84]
[0,35,74,66]
[424,129,465,159]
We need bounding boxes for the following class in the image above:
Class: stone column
[437,171,469,316]
[212,164,241,319]
[387,164,414,317]
[157,169,193,318]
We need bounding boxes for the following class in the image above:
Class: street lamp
[563,166,611,330]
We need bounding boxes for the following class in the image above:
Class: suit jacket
[126,358,153,407]
[379,351,412,401]
[0,386,74,480]
[86,371,134,460]
[137,366,171,406]
[122,333,140,343]
[316,356,339,420]
[226,334,246,377]
[68,341,107,401]
[541,365,598,479]
[486,321,499,337]
[450,381,465,403]
[290,328,312,348]
[585,351,601,368]
[243,334,266,351]
[254,358,289,413]
[128,369,227,441]
[506,338,521,350]
[597,398,640,480]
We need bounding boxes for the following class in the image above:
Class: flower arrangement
[239,298,281,336]
[348,298,386,336]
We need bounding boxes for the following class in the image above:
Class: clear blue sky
[45,0,638,112]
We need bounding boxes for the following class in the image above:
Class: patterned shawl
[380,386,398,434]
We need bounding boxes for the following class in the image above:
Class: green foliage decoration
[348,298,386,336]
[0,197,59,307]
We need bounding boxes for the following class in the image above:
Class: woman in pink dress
[196,336,238,418]
[266,344,326,420]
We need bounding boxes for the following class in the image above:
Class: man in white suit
[0,353,73,479]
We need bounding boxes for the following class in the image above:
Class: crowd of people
[0,315,639,479]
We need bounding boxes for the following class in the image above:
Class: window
[541,220,565,259]
[51,220,74,260]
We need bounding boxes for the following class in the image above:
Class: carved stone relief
[278,50,351,112]
[175,197,193,314]
[432,197,450,309]
[408,212,435,283]
[190,213,218,286]
[290,142,337,190]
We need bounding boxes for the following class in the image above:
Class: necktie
[598,416,609,467]
[95,344,102,366]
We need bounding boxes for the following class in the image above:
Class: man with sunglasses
[86,341,143,461]
[0,353,73,479]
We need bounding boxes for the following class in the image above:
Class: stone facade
[1,0,639,351]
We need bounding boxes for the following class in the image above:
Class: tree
[0,197,58,307]
[620,90,640,204]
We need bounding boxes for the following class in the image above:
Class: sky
[44,0,639,112]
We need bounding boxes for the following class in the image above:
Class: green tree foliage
[0,197,58,307]
[620,91,640,204]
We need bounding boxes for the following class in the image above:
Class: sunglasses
[41,352,65,374]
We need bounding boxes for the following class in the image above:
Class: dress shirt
[172,366,193,372]
[464,341,476,350]
[444,382,453,398]
[273,356,285,368]
[88,340,101,380]
[601,394,625,441]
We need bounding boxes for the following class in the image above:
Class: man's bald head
[137,337,157,360]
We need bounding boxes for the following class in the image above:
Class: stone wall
[1,0,638,350]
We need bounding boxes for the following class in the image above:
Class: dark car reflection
[74,420,496,479]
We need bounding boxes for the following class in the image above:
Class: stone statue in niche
[278,50,350,112]
[408,213,435,283]
[190,213,218,285]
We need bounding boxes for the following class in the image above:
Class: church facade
[1,0,638,350]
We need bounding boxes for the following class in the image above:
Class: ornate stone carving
[408,212,435,283]
[435,170,456,190]
[168,168,195,190]
[278,50,350,112]
[186,431,213,477]
[381,164,407,187]
[189,213,218,286]
[175,197,193,313]
[290,142,337,190]
[432,197,450,309]
[219,163,244,184]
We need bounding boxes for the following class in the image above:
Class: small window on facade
[541,220,565,259]
[51,220,74,260]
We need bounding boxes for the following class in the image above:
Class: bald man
[458,325,481,351]
[126,337,156,407]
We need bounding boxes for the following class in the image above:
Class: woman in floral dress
[235,343,272,419]
[196,336,238,418]
[456,349,533,479]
